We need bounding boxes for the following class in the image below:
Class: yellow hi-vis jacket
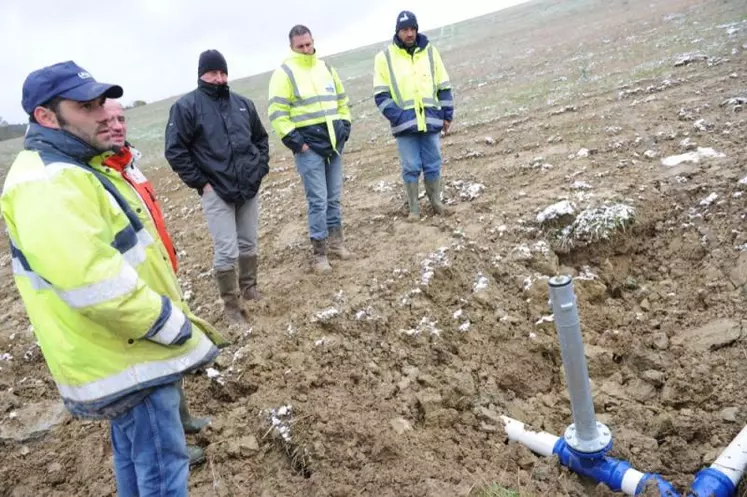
[0,124,227,419]
[373,34,453,136]
[268,50,351,158]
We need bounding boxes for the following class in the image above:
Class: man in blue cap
[1,60,226,496]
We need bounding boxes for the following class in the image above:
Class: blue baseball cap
[21,60,123,115]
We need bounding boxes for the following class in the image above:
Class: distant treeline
[0,123,27,143]
[0,99,146,143]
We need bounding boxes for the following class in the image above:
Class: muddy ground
[1,0,747,495]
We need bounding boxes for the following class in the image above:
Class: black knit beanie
[396,11,418,32]
[198,50,228,77]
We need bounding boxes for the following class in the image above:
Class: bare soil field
[1,0,747,495]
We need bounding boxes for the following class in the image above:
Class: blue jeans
[396,132,442,184]
[294,149,343,240]
[110,383,189,497]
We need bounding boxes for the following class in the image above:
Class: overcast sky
[0,0,529,123]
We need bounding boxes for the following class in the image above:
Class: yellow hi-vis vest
[373,41,452,135]
[0,125,227,418]
[268,50,351,152]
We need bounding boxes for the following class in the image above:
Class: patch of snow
[402,317,441,337]
[313,308,339,322]
[560,203,635,249]
[458,321,471,332]
[206,367,225,385]
[680,137,697,150]
[420,247,450,286]
[577,266,599,280]
[533,241,550,254]
[693,119,711,132]
[451,180,485,201]
[537,200,576,223]
[699,193,718,207]
[513,244,533,261]
[373,180,394,193]
[230,346,249,365]
[393,268,410,278]
[605,126,622,135]
[266,405,294,442]
[473,273,489,293]
[535,314,554,326]
[453,309,464,320]
[571,181,592,190]
[523,274,550,292]
[661,147,726,167]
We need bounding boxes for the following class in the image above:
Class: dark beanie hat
[396,11,418,32]
[198,50,228,77]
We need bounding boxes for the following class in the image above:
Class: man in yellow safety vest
[268,25,354,273]
[374,11,455,220]
[1,60,226,496]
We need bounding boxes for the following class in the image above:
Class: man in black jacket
[165,49,269,324]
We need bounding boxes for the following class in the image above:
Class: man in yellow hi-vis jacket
[1,60,227,496]
[268,24,353,273]
[374,11,455,220]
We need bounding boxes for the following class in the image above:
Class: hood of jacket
[393,32,429,53]
[24,123,108,164]
[197,79,230,99]
[284,49,320,68]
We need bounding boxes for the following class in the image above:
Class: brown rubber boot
[328,226,353,260]
[404,180,421,221]
[238,254,262,301]
[310,238,332,273]
[424,177,452,216]
[215,268,247,324]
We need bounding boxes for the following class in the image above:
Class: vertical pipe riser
[548,276,609,452]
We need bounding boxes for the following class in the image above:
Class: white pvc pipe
[621,468,646,496]
[502,415,646,497]
[710,425,747,486]
[501,416,559,457]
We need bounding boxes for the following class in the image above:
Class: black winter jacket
[165,80,270,205]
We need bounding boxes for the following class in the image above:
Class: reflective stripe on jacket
[100,145,178,273]
[373,33,453,136]
[1,124,227,418]
[269,50,352,158]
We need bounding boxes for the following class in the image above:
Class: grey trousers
[200,189,259,271]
